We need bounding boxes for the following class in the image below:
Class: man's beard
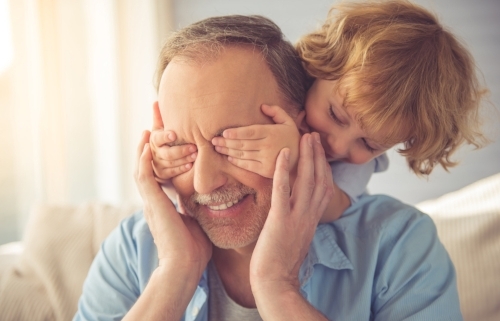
[181,182,272,249]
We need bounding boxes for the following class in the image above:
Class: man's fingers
[261,104,295,126]
[309,132,332,215]
[290,134,315,214]
[152,102,164,130]
[136,131,151,162]
[270,148,291,215]
[136,143,177,210]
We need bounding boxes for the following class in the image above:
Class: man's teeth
[207,199,240,211]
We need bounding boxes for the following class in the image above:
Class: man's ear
[152,101,164,130]
[294,110,310,135]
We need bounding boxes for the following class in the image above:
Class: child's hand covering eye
[149,102,197,184]
[211,104,300,178]
[150,130,197,183]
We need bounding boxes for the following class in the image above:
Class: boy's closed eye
[362,138,377,153]
[328,104,380,154]
[329,105,346,126]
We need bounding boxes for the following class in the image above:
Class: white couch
[1,173,499,321]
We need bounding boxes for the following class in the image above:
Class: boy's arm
[332,154,388,203]
[211,104,300,178]
[320,154,389,223]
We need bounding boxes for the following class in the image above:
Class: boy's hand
[149,102,197,184]
[211,104,300,178]
[150,130,197,183]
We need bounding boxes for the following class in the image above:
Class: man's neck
[211,243,256,308]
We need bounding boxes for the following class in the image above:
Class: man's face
[158,47,288,249]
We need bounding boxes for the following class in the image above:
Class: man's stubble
[181,182,272,249]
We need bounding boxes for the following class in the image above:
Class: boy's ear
[294,110,310,135]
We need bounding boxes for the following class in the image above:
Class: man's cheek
[171,171,195,200]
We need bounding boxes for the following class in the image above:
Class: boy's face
[305,79,394,164]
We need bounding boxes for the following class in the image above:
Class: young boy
[150,0,487,221]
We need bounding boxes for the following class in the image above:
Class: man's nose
[192,146,227,195]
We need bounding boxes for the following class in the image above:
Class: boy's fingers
[154,151,197,168]
[261,104,295,125]
[212,137,263,151]
[214,146,261,161]
[155,144,197,161]
[153,162,192,180]
[150,130,179,148]
[222,125,267,140]
[152,102,164,131]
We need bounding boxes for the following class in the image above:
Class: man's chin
[180,181,272,249]
[181,197,270,249]
[187,205,266,250]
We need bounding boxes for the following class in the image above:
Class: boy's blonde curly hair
[296,0,488,175]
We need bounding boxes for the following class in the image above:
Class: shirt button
[192,306,199,317]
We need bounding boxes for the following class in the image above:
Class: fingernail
[314,132,321,144]
[284,149,290,160]
[223,130,230,138]
[191,152,197,160]
[228,156,233,162]
[189,145,196,153]
[167,132,174,141]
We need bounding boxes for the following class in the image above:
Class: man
[74,15,462,320]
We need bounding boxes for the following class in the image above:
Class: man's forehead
[158,47,281,143]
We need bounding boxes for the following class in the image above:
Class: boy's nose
[192,147,227,195]
[330,138,350,159]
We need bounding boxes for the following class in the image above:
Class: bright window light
[0,0,13,74]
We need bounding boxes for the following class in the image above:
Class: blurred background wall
[0,0,499,245]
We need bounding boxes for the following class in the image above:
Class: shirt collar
[299,223,354,287]
[187,223,353,320]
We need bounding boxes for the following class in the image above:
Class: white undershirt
[207,261,263,321]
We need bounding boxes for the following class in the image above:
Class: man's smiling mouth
[206,196,243,211]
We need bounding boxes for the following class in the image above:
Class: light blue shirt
[332,153,389,203]
[74,194,462,321]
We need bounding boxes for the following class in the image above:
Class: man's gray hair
[155,15,310,114]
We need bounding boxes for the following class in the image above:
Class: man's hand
[150,102,198,184]
[124,130,211,321]
[250,132,333,321]
[211,104,300,178]
[135,129,211,271]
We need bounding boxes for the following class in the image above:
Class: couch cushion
[417,173,500,321]
[0,202,139,321]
